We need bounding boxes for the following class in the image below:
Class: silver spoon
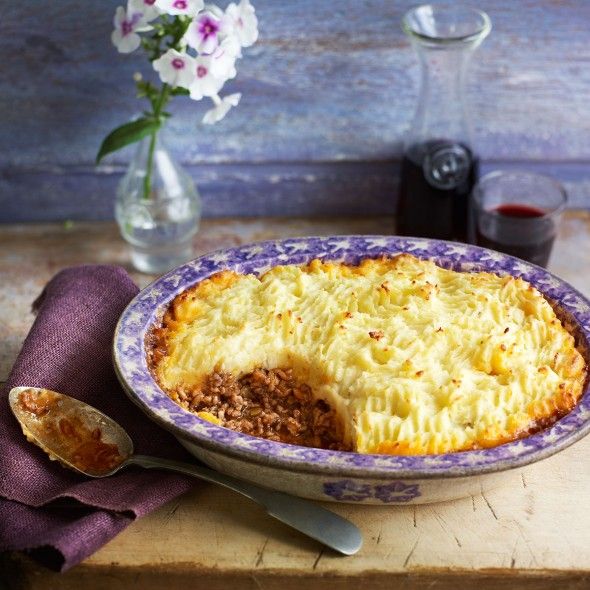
[8,386,362,556]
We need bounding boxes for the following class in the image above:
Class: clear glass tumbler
[471,170,567,267]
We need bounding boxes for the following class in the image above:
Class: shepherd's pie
[147,254,587,454]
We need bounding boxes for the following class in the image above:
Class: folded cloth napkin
[0,266,194,571]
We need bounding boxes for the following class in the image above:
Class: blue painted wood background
[1,0,589,222]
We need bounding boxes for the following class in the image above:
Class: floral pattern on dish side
[323,480,421,503]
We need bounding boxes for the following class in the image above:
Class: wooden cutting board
[5,438,590,589]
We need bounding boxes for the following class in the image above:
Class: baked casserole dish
[114,236,590,504]
[147,253,586,455]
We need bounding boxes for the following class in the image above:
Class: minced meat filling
[174,367,351,451]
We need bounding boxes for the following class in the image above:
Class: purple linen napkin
[0,265,195,571]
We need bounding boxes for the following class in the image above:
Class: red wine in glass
[475,204,556,267]
[397,140,479,242]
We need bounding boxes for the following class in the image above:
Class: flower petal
[155,0,204,16]
[128,0,161,23]
[202,92,241,124]
[113,6,126,27]
[200,34,219,55]
[225,92,241,107]
[184,11,221,54]
[112,30,142,53]
[189,57,225,100]
[225,0,258,47]
[153,48,196,88]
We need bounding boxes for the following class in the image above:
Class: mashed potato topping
[149,254,586,454]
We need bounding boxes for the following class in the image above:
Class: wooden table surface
[2,213,590,589]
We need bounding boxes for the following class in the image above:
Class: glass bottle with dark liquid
[398,5,491,242]
[398,140,479,242]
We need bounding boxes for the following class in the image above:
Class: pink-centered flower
[203,93,241,124]
[153,49,195,88]
[185,11,222,54]
[112,6,145,53]
[224,0,258,48]
[188,56,225,100]
[155,0,204,17]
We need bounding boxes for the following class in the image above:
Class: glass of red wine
[471,171,567,268]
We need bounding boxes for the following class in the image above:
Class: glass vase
[396,3,491,242]
[115,129,201,274]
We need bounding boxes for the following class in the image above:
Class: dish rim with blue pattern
[113,235,590,479]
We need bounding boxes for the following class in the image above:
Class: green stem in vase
[143,83,170,200]
[141,17,189,200]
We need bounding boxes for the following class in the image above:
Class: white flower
[112,6,145,53]
[209,36,240,79]
[185,11,222,55]
[128,0,161,22]
[204,3,224,18]
[224,0,258,48]
[153,49,195,88]
[155,0,204,16]
[203,93,241,124]
[188,56,225,100]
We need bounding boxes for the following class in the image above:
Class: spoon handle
[128,454,362,555]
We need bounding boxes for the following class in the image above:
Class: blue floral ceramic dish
[113,236,590,504]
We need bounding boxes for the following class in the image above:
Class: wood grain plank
[0,162,398,222]
[0,0,589,168]
[1,160,588,223]
[2,0,590,221]
[3,558,590,590]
